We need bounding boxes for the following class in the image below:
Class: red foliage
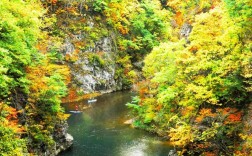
[215,107,243,124]
[225,112,242,124]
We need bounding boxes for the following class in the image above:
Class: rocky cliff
[50,2,125,95]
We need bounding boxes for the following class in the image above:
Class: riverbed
[60,91,172,156]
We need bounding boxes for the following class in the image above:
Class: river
[60,91,172,156]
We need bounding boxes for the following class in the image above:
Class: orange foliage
[215,107,242,124]
[26,60,70,100]
[156,104,162,111]
[47,0,57,5]
[65,49,79,62]
[189,46,198,52]
[200,108,212,115]
[195,116,204,123]
[118,24,129,35]
[225,112,242,124]
[181,106,195,116]
[26,66,48,98]
[195,107,243,124]
[74,41,85,49]
[1,103,25,134]
[62,88,78,102]
[36,42,47,54]
[6,107,18,121]
[195,108,216,123]
[52,0,57,5]
[228,113,242,122]
[66,7,79,15]
[62,87,100,103]
[105,2,130,35]
[175,12,184,26]
[135,80,152,106]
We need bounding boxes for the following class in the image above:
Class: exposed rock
[70,36,119,94]
[180,23,192,38]
[168,149,178,156]
[63,38,75,55]
[124,118,135,125]
[180,23,192,43]
[37,120,74,156]
[133,61,144,70]
[54,121,73,154]
[245,103,252,134]
[241,103,252,153]
[37,132,73,156]
[27,121,73,156]
[95,37,112,52]
[55,133,73,155]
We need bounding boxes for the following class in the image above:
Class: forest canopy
[127,0,252,155]
[0,0,251,155]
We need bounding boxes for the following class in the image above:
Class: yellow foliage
[26,58,70,99]
[57,112,70,120]
[169,122,195,147]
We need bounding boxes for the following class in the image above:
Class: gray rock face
[40,133,73,156]
[63,38,75,56]
[55,133,73,155]
[180,23,192,42]
[69,36,120,94]
[180,23,192,38]
[95,37,112,52]
[31,121,73,156]
[53,121,73,155]
[168,149,178,156]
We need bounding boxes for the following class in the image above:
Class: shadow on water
[60,91,172,156]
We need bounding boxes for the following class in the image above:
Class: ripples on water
[60,91,172,156]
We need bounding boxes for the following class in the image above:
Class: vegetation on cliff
[127,0,252,155]
[0,0,169,154]
[0,0,70,155]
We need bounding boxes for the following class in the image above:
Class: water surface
[60,91,172,156]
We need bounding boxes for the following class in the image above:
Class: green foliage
[126,96,140,113]
[93,0,108,12]
[104,0,171,56]
[47,47,64,63]
[28,124,55,146]
[1,0,250,155]
[129,0,252,154]
[0,103,27,156]
[88,53,105,67]
[25,57,70,151]
[0,0,43,99]
[38,73,67,113]
[224,0,252,28]
[0,124,27,156]
[0,48,13,97]
[0,0,71,154]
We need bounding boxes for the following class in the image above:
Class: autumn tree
[128,0,252,155]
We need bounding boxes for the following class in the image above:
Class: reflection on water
[60,91,172,156]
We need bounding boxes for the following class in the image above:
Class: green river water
[60,91,172,156]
